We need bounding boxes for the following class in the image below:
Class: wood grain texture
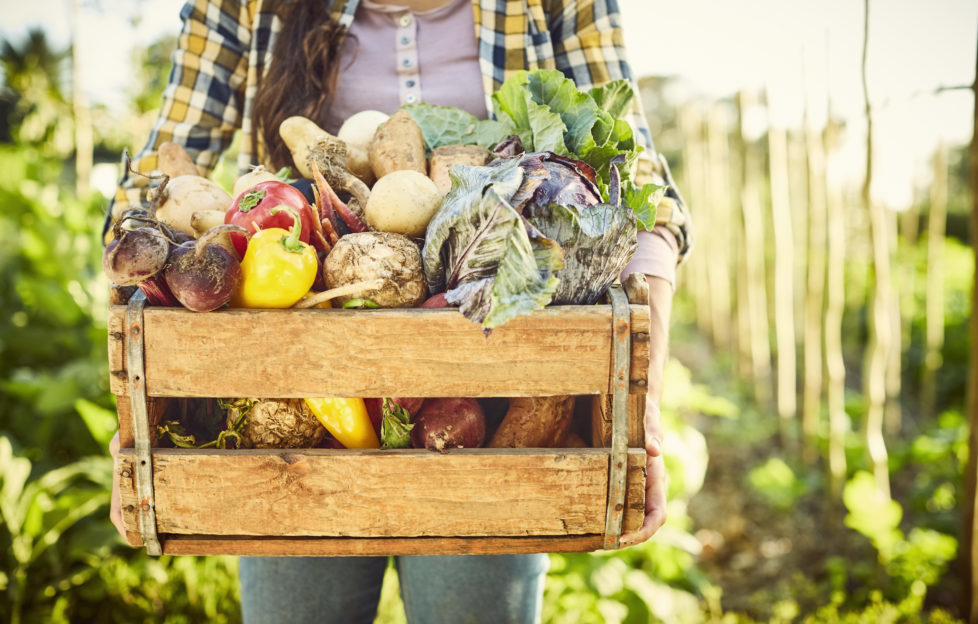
[590,394,646,448]
[107,305,650,398]
[159,535,607,557]
[118,448,644,542]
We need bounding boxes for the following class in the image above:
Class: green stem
[270,205,306,253]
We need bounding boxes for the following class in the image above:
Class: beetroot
[420,293,449,308]
[102,226,170,286]
[163,225,247,312]
[411,397,485,451]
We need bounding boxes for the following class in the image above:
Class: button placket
[395,10,421,106]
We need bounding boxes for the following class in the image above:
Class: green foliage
[747,458,810,511]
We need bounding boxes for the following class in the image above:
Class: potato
[155,176,232,237]
[323,231,428,308]
[364,170,442,238]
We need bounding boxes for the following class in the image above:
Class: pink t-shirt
[328,0,679,287]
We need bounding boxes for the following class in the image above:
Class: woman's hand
[108,430,127,540]
[619,275,673,548]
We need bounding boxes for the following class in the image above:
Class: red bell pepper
[225,180,321,258]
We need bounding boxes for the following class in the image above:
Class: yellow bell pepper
[304,397,380,449]
[232,206,318,308]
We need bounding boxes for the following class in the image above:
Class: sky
[2,0,976,207]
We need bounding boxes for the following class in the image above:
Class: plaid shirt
[112,0,691,258]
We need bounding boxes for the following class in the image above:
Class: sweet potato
[368,110,426,179]
[411,397,485,451]
[158,142,201,178]
[428,144,492,195]
[487,395,576,448]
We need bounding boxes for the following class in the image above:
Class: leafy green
[422,158,563,330]
[402,104,509,152]
[407,69,662,231]
[380,399,414,449]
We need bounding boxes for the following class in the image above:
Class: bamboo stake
[964,32,978,622]
[70,0,93,197]
[736,91,773,407]
[706,104,734,353]
[766,88,798,451]
[822,49,848,503]
[801,101,828,463]
[885,210,903,437]
[920,145,947,420]
[860,0,892,499]
[678,105,712,338]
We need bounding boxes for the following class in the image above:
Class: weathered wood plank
[160,535,605,557]
[118,448,644,541]
[107,305,650,398]
[590,394,646,448]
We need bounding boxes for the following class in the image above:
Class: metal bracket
[126,290,162,556]
[603,284,631,550]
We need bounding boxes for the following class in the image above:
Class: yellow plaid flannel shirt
[110,0,692,259]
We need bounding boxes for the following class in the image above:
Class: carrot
[487,396,576,448]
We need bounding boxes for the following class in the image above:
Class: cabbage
[422,152,637,330]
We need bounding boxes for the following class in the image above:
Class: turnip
[102,224,170,286]
[322,231,428,308]
[363,170,443,238]
[163,225,247,312]
[102,214,179,306]
[337,110,389,185]
[411,397,486,451]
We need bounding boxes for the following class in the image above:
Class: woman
[109,1,692,621]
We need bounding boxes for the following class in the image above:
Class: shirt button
[399,14,412,27]
[401,36,411,45]
[405,94,417,104]
[402,58,412,67]
[406,79,416,87]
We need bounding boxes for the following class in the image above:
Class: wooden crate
[108,287,649,557]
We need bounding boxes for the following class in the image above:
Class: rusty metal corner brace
[125,290,162,556]
[603,284,630,550]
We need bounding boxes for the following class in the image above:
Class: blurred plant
[0,29,73,155]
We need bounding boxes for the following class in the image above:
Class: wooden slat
[590,394,646,448]
[160,535,607,557]
[118,448,644,541]
[107,305,650,398]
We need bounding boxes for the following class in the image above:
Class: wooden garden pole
[860,0,892,499]
[766,87,798,451]
[802,98,828,462]
[678,105,713,338]
[736,91,773,407]
[707,104,734,353]
[921,145,947,420]
[964,28,978,622]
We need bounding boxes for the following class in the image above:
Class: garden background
[1,0,977,622]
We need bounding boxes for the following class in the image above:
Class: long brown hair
[252,0,352,171]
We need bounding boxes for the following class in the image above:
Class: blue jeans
[238,554,550,624]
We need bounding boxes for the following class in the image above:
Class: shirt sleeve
[620,225,680,290]
[105,0,251,240]
[544,0,693,264]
